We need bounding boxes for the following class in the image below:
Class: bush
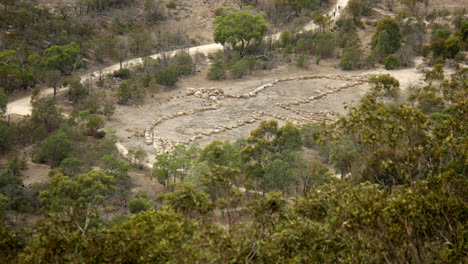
[340,45,361,70]
[118,81,131,104]
[369,74,400,97]
[129,196,153,214]
[32,129,73,167]
[113,68,132,79]
[296,55,309,68]
[445,37,462,58]
[230,59,249,78]
[155,64,179,86]
[384,55,400,70]
[280,30,293,47]
[173,51,193,76]
[207,60,226,80]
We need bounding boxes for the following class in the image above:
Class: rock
[186,88,195,95]
[201,93,209,99]
[194,91,203,98]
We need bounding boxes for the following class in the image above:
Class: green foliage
[42,42,82,75]
[32,129,73,167]
[425,64,444,85]
[340,45,361,70]
[0,49,35,93]
[229,56,259,78]
[63,78,87,105]
[296,54,309,68]
[0,160,24,211]
[369,74,400,97]
[0,88,7,117]
[295,32,336,58]
[416,87,445,114]
[85,114,104,137]
[113,68,132,79]
[59,157,85,177]
[383,54,400,70]
[214,10,268,57]
[280,30,292,47]
[445,37,462,58]
[153,144,198,187]
[166,0,177,9]
[0,220,23,263]
[173,51,194,76]
[154,64,179,86]
[207,60,226,80]
[129,196,153,214]
[117,80,131,104]
[158,182,213,217]
[371,17,401,58]
[100,154,129,181]
[40,171,115,211]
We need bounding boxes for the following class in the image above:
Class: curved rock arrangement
[145,73,371,155]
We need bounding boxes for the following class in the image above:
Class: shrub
[369,74,400,97]
[280,30,293,47]
[230,59,249,78]
[129,197,153,214]
[155,64,179,86]
[118,81,131,104]
[207,60,226,80]
[384,54,400,70]
[32,129,73,167]
[340,45,361,70]
[445,37,462,58]
[113,68,132,79]
[296,55,309,68]
[173,51,193,76]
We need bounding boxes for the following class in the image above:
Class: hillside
[0,0,467,263]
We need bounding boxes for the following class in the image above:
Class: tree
[157,182,213,218]
[0,49,33,93]
[340,44,361,70]
[445,37,461,59]
[371,17,401,58]
[86,114,104,137]
[128,148,147,168]
[241,121,302,192]
[348,0,364,21]
[33,129,73,167]
[369,74,400,97]
[100,154,129,180]
[42,42,82,75]
[214,10,268,57]
[312,12,331,32]
[292,159,332,194]
[31,98,63,132]
[44,70,62,97]
[59,157,85,177]
[0,88,7,117]
[40,171,115,211]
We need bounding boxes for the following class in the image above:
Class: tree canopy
[214,9,268,57]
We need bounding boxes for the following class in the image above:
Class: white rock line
[146,73,371,154]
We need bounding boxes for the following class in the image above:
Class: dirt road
[6,0,350,116]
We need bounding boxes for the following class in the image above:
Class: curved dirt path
[7,0,350,116]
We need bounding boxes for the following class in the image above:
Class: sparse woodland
[0,0,467,263]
